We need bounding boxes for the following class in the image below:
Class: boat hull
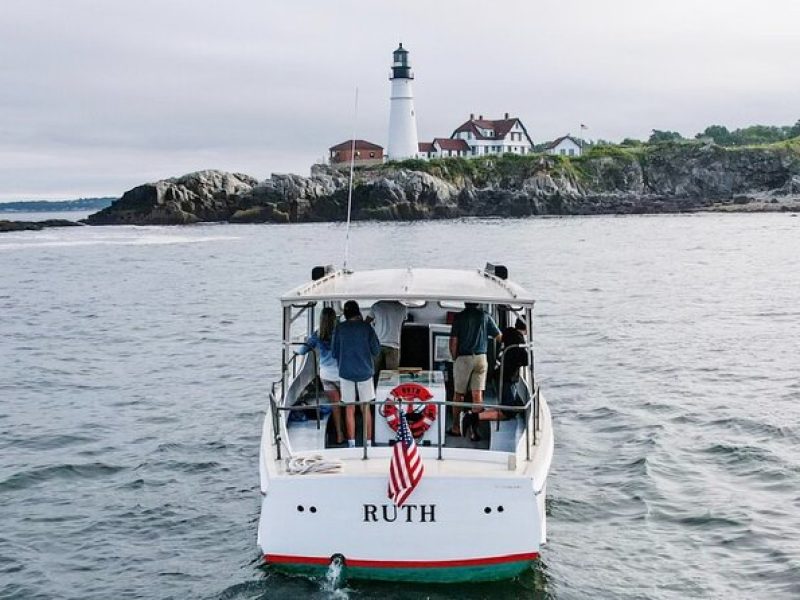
[264,551,538,582]
[257,465,545,584]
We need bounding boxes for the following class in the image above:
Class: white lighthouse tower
[387,43,419,161]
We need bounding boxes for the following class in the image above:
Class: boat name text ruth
[363,504,436,523]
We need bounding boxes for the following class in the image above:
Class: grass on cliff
[374,136,800,184]
[383,152,582,185]
[725,136,800,152]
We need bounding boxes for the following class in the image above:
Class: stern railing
[267,385,541,463]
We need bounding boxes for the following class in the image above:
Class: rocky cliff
[86,140,800,225]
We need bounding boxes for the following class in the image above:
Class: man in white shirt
[366,300,407,377]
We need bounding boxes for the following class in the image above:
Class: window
[370,152,375,158]
[560,149,566,155]
[569,149,575,156]
[356,151,361,157]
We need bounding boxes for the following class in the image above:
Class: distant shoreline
[0,198,114,213]
[2,204,797,234]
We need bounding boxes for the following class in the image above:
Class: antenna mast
[342,87,359,271]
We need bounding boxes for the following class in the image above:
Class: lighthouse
[387,43,419,161]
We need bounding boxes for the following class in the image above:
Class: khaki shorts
[453,354,488,394]
[340,378,375,404]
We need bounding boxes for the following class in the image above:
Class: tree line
[605,120,800,148]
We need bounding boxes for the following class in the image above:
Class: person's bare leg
[471,389,484,412]
[450,392,464,435]
[478,409,504,421]
[345,405,356,441]
[326,389,344,443]
[466,389,486,442]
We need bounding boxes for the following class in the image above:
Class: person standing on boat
[472,318,529,425]
[365,300,407,381]
[296,307,345,445]
[332,300,381,448]
[448,302,501,441]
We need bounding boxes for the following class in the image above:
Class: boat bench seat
[488,415,523,452]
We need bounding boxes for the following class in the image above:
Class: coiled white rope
[286,455,343,475]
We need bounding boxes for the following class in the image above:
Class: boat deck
[275,447,529,478]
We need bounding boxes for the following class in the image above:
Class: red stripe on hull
[265,551,538,569]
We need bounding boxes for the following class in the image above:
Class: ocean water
[1,214,798,600]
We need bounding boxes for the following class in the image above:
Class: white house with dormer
[545,135,583,157]
[451,113,534,157]
[418,113,534,160]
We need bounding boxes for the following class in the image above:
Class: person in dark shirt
[471,318,530,425]
[448,302,502,441]
[332,300,380,448]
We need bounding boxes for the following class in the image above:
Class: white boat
[257,265,554,583]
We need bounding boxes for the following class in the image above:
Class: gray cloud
[1,0,799,199]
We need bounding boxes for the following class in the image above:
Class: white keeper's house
[545,135,583,157]
[418,113,534,159]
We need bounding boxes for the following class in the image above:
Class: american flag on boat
[387,409,424,507]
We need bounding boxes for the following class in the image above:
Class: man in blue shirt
[448,302,501,441]
[332,300,381,447]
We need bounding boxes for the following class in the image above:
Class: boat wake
[320,555,349,598]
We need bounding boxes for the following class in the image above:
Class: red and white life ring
[380,382,437,438]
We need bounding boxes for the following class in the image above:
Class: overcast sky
[1,0,799,200]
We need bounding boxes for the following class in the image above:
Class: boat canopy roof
[280,268,535,306]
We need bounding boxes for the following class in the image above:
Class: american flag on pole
[387,409,424,507]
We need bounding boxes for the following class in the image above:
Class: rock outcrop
[0,219,83,233]
[86,141,800,225]
[86,170,258,225]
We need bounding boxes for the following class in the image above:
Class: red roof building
[433,138,470,157]
[418,142,435,158]
[329,139,384,167]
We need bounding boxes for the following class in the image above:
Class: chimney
[504,112,509,119]
[470,113,474,120]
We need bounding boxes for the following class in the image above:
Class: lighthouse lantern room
[387,43,420,161]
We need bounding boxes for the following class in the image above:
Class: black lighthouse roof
[390,43,413,80]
